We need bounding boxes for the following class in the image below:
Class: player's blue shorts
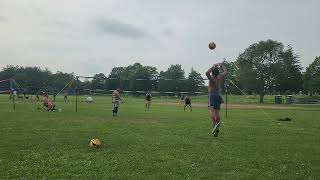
[208,90,222,110]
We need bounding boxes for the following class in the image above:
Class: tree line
[0,63,205,95]
[80,63,204,93]
[0,39,319,102]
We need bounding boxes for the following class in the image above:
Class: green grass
[0,95,320,179]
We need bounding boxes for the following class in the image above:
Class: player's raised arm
[219,63,228,78]
[206,65,216,81]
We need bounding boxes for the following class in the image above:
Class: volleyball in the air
[208,42,216,50]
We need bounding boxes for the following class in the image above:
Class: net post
[76,76,79,112]
[9,79,15,110]
[13,95,15,110]
[225,78,228,118]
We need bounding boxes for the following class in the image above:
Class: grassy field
[0,95,320,179]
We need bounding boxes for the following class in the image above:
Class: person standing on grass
[64,93,68,102]
[36,92,40,101]
[145,91,152,111]
[184,96,192,112]
[206,63,228,137]
[53,91,57,102]
[112,88,123,116]
[180,94,185,106]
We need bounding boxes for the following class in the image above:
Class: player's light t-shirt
[112,90,120,103]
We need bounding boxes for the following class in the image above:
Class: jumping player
[184,96,192,112]
[145,91,152,111]
[112,88,123,116]
[206,63,228,137]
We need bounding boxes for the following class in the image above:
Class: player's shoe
[213,129,219,137]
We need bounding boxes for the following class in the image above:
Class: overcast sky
[0,0,319,77]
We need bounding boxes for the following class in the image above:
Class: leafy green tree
[220,61,241,95]
[79,79,92,90]
[237,39,284,102]
[275,46,303,94]
[50,71,74,90]
[107,63,158,91]
[0,65,20,80]
[186,68,204,92]
[304,56,320,95]
[158,64,185,93]
[107,67,125,90]
[124,63,157,91]
[92,73,106,90]
[0,66,55,92]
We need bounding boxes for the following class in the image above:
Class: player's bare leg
[213,109,220,137]
[209,107,216,134]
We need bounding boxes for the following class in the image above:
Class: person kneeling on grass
[184,96,192,112]
[206,62,228,137]
[43,94,56,111]
[112,88,123,116]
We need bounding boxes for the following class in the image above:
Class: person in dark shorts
[64,93,68,102]
[206,63,228,137]
[145,91,152,111]
[112,88,123,116]
[184,96,192,112]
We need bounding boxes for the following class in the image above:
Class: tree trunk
[259,93,264,103]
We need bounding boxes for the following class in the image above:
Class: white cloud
[0,0,319,76]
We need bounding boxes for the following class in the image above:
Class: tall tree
[220,61,241,94]
[237,39,284,103]
[107,63,158,91]
[0,65,20,80]
[92,73,106,90]
[304,56,320,95]
[275,46,303,94]
[0,65,54,92]
[50,71,75,90]
[186,68,204,93]
[107,67,125,90]
[124,63,157,91]
[158,64,185,93]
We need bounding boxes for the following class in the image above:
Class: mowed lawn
[0,95,319,179]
